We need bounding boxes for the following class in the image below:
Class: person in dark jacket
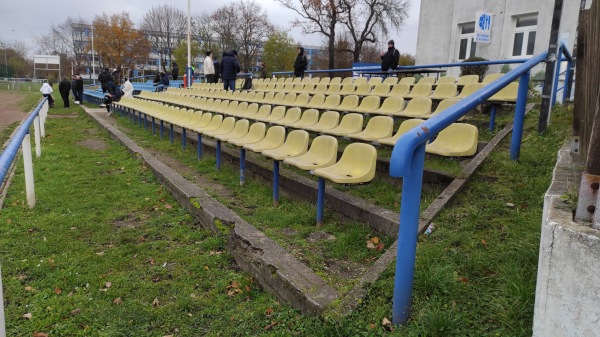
[58,76,71,108]
[380,39,400,72]
[293,47,308,79]
[74,74,84,104]
[220,51,241,91]
[98,68,114,106]
[71,75,77,103]
[153,72,170,92]
[171,62,179,81]
[213,56,221,83]
[104,80,123,116]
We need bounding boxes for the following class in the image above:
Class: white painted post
[22,134,35,208]
[40,103,47,138]
[0,264,6,337]
[33,116,41,158]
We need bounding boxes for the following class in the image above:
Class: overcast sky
[1,0,421,56]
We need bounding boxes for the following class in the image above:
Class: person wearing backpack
[380,39,400,72]
[293,46,308,79]
[104,80,123,116]
[220,51,241,91]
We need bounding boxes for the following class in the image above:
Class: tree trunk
[328,29,336,77]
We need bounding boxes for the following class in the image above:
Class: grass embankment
[1,94,571,335]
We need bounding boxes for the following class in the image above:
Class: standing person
[98,68,113,107]
[71,75,77,103]
[203,51,215,83]
[40,82,55,108]
[58,76,71,108]
[122,77,134,98]
[293,47,308,79]
[171,62,179,81]
[380,39,400,72]
[220,51,241,91]
[74,74,84,104]
[213,55,221,83]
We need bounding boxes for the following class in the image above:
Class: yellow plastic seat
[324,84,341,95]
[214,119,250,141]
[348,116,394,141]
[304,111,340,132]
[428,83,458,100]
[336,95,360,112]
[329,77,342,85]
[382,83,411,98]
[404,83,432,99]
[349,95,381,114]
[244,126,286,153]
[273,83,286,91]
[235,102,257,118]
[222,100,241,116]
[353,77,368,85]
[258,105,286,122]
[422,98,462,120]
[204,116,237,137]
[193,114,223,133]
[214,100,230,114]
[417,77,435,85]
[266,92,284,105]
[313,143,377,184]
[457,83,485,99]
[228,122,267,146]
[244,91,256,102]
[273,107,302,126]
[399,77,416,85]
[368,77,383,86]
[250,91,265,103]
[277,92,294,105]
[304,94,326,109]
[396,97,432,117]
[277,77,287,83]
[290,83,304,93]
[293,93,310,106]
[262,130,310,160]
[288,77,298,83]
[482,73,503,84]
[320,95,341,110]
[436,76,456,85]
[229,101,248,117]
[372,83,391,96]
[426,123,479,157]
[286,109,320,129]
[310,77,321,84]
[313,84,328,95]
[251,104,272,121]
[320,77,331,85]
[456,75,480,86]
[262,91,276,104]
[283,135,338,170]
[487,82,518,103]
[383,77,399,85]
[301,84,315,93]
[301,77,312,84]
[325,113,363,136]
[378,119,425,146]
[354,83,372,96]
[372,96,405,116]
[339,84,356,96]
[341,77,354,85]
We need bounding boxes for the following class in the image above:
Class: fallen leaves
[265,308,273,317]
[226,281,243,297]
[113,297,123,305]
[152,298,160,307]
[366,237,384,252]
[32,333,49,337]
[381,317,393,331]
[458,276,470,283]
[54,287,62,295]
[264,321,278,330]
[24,286,33,292]
[22,312,32,320]
[70,308,81,316]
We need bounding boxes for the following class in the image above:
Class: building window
[512,14,538,57]
[458,22,477,61]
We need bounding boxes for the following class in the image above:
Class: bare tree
[276,0,346,73]
[140,5,187,72]
[210,4,238,53]
[339,0,410,62]
[236,0,274,71]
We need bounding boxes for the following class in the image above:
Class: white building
[415,0,590,76]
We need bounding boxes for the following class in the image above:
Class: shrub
[500,64,512,73]
[460,57,489,81]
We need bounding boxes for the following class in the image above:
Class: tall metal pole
[91,25,96,84]
[538,0,564,133]
[186,0,193,87]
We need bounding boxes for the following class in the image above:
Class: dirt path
[0,92,30,129]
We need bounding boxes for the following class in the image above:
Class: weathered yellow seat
[313,143,377,184]
[228,122,267,147]
[301,77,312,84]
[456,75,480,86]
[324,84,341,95]
[250,91,265,103]
[354,83,373,96]
[487,82,518,103]
[223,101,241,116]
[348,116,394,141]
[243,91,256,102]
[399,77,416,85]
[325,113,363,136]
[383,77,399,85]
[304,94,326,109]
[301,84,315,94]
[262,91,276,104]
[426,123,479,157]
[428,83,458,100]
[339,84,357,96]
[313,84,328,95]
[336,95,360,112]
[372,83,391,96]
[404,83,432,99]
[372,96,405,116]
[396,97,432,117]
[482,73,503,84]
[283,135,338,170]
[237,103,258,118]
[273,107,302,126]
[378,119,425,146]
[381,83,411,98]
[262,130,309,160]
[293,93,310,106]
[457,83,485,99]
[257,105,286,123]
[214,100,230,114]
[290,83,304,93]
[243,126,286,153]
[329,77,342,85]
[436,76,456,85]
[286,109,320,129]
[353,77,368,85]
[270,92,287,105]
[341,77,354,85]
[310,77,322,84]
[349,95,381,114]
[417,77,435,85]
[422,98,462,120]
[192,114,223,133]
[368,77,383,86]
[204,116,237,137]
[320,77,331,85]
[214,119,250,141]
[291,77,301,84]
[320,95,341,110]
[304,111,340,132]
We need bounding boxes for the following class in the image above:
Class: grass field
[0,92,571,336]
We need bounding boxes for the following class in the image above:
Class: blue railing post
[160,121,164,140]
[562,60,572,103]
[551,46,563,108]
[489,105,497,132]
[216,140,222,170]
[197,133,203,160]
[240,148,246,186]
[510,71,531,160]
[273,160,280,206]
[392,143,427,325]
[138,111,142,127]
[182,129,187,150]
[152,117,156,135]
[144,114,148,130]
[169,124,174,144]
[316,177,326,225]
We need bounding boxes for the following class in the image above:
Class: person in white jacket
[122,78,134,98]
[40,82,55,108]
[204,51,215,83]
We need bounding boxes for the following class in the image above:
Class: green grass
[0,94,572,335]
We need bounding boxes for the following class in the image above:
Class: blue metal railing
[388,44,572,325]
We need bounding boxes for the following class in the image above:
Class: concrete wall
[533,146,600,337]
[415,0,584,76]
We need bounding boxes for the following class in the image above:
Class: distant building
[302,45,326,69]
[415,0,589,76]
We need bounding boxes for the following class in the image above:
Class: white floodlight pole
[186,0,192,87]
[91,25,96,84]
